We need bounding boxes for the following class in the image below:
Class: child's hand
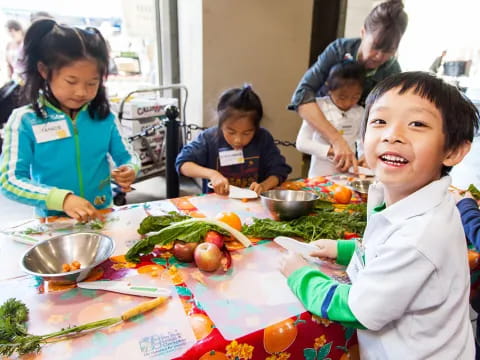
[249,182,264,195]
[451,189,474,204]
[309,239,338,259]
[331,136,357,173]
[111,165,135,192]
[63,194,104,222]
[210,171,229,195]
[279,251,310,278]
[358,156,368,168]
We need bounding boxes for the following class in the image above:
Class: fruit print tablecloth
[1,177,361,360]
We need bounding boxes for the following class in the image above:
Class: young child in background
[176,85,291,195]
[0,19,139,221]
[281,72,478,359]
[296,61,365,177]
[453,190,480,359]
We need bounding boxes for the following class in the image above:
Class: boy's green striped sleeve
[287,266,365,329]
[336,239,356,266]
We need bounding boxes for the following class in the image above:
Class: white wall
[178,0,314,178]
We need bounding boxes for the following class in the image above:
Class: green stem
[40,317,121,341]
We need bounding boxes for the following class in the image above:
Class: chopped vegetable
[126,217,252,263]
[0,297,168,356]
[242,204,367,242]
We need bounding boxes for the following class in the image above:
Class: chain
[274,139,296,148]
[126,121,296,148]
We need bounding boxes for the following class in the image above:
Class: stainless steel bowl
[349,179,374,201]
[261,190,319,220]
[20,232,115,284]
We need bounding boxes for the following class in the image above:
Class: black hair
[362,71,479,176]
[217,84,263,128]
[30,11,54,23]
[364,0,408,52]
[325,61,366,92]
[22,19,110,119]
[6,20,23,33]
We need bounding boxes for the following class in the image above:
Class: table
[0,176,361,360]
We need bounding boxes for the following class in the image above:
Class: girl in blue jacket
[176,85,291,195]
[0,19,139,221]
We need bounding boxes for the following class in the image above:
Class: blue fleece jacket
[0,99,139,217]
[175,126,292,193]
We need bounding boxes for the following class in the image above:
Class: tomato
[468,250,480,270]
[204,231,224,249]
[215,212,242,231]
[333,186,353,204]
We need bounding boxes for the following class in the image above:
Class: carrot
[121,296,169,321]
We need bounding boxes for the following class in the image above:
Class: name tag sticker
[346,241,365,283]
[32,120,71,143]
[219,149,244,167]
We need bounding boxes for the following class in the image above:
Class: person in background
[176,85,292,195]
[296,61,365,177]
[0,19,139,221]
[453,189,480,359]
[429,50,447,74]
[281,72,478,359]
[5,19,24,81]
[289,0,408,174]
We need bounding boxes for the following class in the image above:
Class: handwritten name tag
[219,149,244,167]
[32,120,71,143]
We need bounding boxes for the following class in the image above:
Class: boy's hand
[249,182,264,195]
[112,165,136,192]
[210,171,230,195]
[309,239,338,259]
[280,251,309,278]
[63,194,104,222]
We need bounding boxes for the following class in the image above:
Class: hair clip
[242,83,252,90]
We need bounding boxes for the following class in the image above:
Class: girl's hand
[331,136,357,173]
[249,182,265,195]
[63,194,104,222]
[451,189,474,204]
[309,239,338,259]
[279,251,310,278]
[358,156,368,168]
[210,171,229,195]
[112,165,136,192]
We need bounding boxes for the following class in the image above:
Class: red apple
[194,242,222,272]
[204,231,224,249]
[172,240,198,263]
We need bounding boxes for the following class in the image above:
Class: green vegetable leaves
[242,204,367,242]
[137,212,191,234]
[126,217,230,263]
[467,184,480,200]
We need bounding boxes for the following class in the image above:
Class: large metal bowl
[261,190,319,220]
[348,179,374,201]
[20,232,115,284]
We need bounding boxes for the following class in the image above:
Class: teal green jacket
[0,100,139,217]
[287,239,365,328]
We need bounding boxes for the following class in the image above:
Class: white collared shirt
[295,96,364,177]
[350,176,474,359]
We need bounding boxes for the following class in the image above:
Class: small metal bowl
[349,179,374,201]
[20,232,115,284]
[261,190,319,220]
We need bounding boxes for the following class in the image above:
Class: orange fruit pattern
[190,313,215,340]
[263,318,298,354]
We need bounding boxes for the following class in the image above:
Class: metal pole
[165,106,180,198]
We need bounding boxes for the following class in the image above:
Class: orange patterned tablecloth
[0,177,360,360]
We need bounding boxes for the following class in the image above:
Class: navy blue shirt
[457,198,480,250]
[176,127,292,193]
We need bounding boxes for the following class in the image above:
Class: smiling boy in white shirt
[281,72,480,359]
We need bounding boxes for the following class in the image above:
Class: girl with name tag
[296,61,366,177]
[0,19,139,221]
[176,85,291,195]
